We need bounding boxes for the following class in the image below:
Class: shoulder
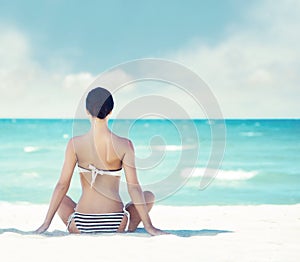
[70,134,86,142]
[68,136,80,148]
[66,137,77,153]
[114,134,134,149]
[111,134,135,155]
[69,134,87,148]
[67,135,85,154]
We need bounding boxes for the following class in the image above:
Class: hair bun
[97,109,107,119]
[86,87,114,119]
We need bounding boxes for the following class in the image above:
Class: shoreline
[1,202,299,261]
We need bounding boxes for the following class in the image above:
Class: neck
[90,117,110,134]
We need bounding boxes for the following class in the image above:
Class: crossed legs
[57,191,155,233]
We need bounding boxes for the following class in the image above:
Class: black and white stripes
[73,212,125,233]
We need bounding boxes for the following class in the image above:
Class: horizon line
[1,117,300,120]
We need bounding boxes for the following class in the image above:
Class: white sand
[0,202,299,262]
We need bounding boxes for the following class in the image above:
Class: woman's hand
[145,225,170,236]
[35,222,50,234]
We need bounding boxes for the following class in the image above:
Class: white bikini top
[78,164,123,187]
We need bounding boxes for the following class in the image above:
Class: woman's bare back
[72,130,131,213]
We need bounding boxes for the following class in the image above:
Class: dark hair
[86,87,114,119]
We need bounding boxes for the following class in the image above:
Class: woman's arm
[123,140,165,235]
[35,138,77,233]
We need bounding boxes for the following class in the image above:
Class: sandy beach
[0,202,299,262]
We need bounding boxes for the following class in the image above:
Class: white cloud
[0,27,137,119]
[0,27,95,118]
[0,27,29,68]
[62,72,94,90]
[1,0,299,119]
[167,0,300,118]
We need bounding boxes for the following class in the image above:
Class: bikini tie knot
[89,164,105,187]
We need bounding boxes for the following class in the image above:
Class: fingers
[35,223,49,234]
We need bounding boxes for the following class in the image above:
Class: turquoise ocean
[0,119,299,206]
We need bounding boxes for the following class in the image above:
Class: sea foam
[181,168,258,181]
[23,146,40,153]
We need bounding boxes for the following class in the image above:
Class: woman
[36,87,166,235]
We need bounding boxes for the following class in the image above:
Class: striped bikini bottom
[67,207,130,233]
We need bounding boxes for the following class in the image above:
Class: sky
[0,0,299,118]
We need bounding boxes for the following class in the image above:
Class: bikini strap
[123,206,130,231]
[66,212,75,232]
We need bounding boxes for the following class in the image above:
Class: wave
[239,132,263,137]
[62,134,69,139]
[22,172,39,178]
[136,145,197,152]
[23,146,40,153]
[181,168,258,181]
